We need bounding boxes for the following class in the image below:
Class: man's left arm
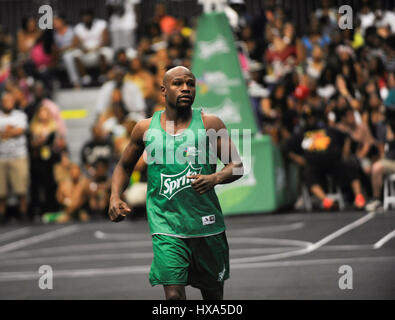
[187,113,244,195]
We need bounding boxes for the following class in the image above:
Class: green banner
[215,135,299,215]
[191,12,258,133]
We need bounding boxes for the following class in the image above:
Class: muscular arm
[109,118,149,221]
[187,113,243,194]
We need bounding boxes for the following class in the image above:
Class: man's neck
[164,106,192,123]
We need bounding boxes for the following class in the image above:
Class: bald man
[109,66,243,300]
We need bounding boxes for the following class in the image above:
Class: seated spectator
[305,45,325,80]
[95,65,146,120]
[29,104,62,216]
[67,9,114,86]
[17,16,41,63]
[99,93,137,157]
[55,163,89,222]
[153,3,178,36]
[285,106,366,210]
[57,159,111,223]
[81,124,114,176]
[124,56,156,104]
[53,14,78,88]
[0,26,12,88]
[366,90,395,211]
[27,30,57,93]
[336,106,380,191]
[301,19,330,58]
[0,92,29,224]
[264,33,296,83]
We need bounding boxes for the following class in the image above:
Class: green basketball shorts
[149,232,229,290]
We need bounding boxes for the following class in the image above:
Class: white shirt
[0,109,28,159]
[108,0,140,31]
[74,19,107,50]
[95,80,146,120]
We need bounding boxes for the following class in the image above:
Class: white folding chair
[383,173,395,211]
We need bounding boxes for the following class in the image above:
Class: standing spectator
[29,104,61,216]
[106,0,141,50]
[95,65,146,120]
[68,9,114,86]
[0,92,29,224]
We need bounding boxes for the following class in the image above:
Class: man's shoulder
[200,110,226,131]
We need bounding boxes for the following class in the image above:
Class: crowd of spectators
[0,0,395,224]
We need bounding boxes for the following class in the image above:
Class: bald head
[163,66,195,87]
[161,66,196,109]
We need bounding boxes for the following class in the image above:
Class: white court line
[0,227,30,242]
[0,240,153,259]
[226,223,305,235]
[230,212,376,264]
[0,226,80,254]
[93,223,305,241]
[228,237,312,247]
[374,229,395,249]
[231,255,395,270]
[0,247,304,267]
[0,252,153,266]
[0,256,394,282]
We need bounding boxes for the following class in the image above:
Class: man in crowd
[0,92,29,224]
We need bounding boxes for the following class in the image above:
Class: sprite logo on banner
[192,12,258,133]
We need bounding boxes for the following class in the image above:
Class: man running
[109,66,243,300]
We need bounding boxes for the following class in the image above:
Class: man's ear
[160,85,166,96]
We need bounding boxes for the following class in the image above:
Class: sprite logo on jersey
[159,163,202,200]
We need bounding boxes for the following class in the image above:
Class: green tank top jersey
[144,108,225,238]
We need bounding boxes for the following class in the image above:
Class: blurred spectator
[68,9,114,86]
[106,0,141,50]
[95,65,146,120]
[55,163,89,222]
[0,26,12,89]
[29,104,62,216]
[58,159,111,222]
[0,92,29,224]
[81,124,114,176]
[124,56,156,110]
[17,16,41,62]
[285,106,366,210]
[366,89,395,211]
[27,30,57,93]
[98,90,137,157]
[24,81,66,137]
[53,14,78,88]
[153,3,178,36]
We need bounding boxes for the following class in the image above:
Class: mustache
[177,95,193,101]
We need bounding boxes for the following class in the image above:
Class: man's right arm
[109,119,149,222]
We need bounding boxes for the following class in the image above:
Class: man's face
[161,68,196,109]
[82,14,93,27]
[1,93,15,112]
